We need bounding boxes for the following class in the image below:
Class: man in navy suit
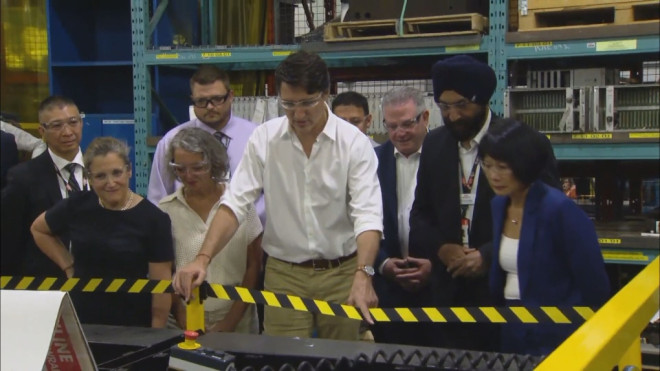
[1,96,85,277]
[371,87,433,346]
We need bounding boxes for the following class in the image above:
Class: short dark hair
[38,95,77,118]
[332,91,369,114]
[478,118,548,186]
[275,50,330,94]
[190,65,231,92]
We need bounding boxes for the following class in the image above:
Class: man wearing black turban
[409,55,559,352]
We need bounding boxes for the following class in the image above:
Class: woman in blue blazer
[478,119,610,356]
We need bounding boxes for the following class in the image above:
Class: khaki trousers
[263,255,360,341]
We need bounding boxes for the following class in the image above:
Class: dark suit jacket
[373,140,432,307]
[490,180,609,354]
[1,150,67,276]
[1,131,18,189]
[409,114,559,306]
[375,140,401,270]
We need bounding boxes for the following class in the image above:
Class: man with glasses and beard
[409,55,559,351]
[2,95,86,277]
[148,65,264,223]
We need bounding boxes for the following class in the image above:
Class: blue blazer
[490,181,610,355]
[490,181,609,306]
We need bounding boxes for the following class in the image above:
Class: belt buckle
[312,259,327,271]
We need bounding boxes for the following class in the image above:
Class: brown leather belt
[292,251,357,271]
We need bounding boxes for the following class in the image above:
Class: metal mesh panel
[643,61,660,83]
[293,0,341,37]
[334,79,442,135]
[232,79,444,136]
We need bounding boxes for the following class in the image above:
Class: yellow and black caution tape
[0,276,595,324]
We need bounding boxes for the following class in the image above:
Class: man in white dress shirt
[173,51,383,341]
[371,87,433,346]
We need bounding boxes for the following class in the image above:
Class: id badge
[460,193,476,206]
[461,218,470,247]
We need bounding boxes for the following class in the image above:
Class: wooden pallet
[518,0,659,31]
[324,13,488,42]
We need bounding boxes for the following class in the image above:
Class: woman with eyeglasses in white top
[159,128,263,333]
[31,137,174,328]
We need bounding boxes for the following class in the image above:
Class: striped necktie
[214,131,231,149]
[64,163,81,192]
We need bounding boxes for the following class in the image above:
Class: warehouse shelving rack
[45,0,659,264]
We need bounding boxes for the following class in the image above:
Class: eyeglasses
[278,93,324,111]
[384,112,423,133]
[88,165,129,183]
[436,99,475,112]
[41,115,84,131]
[480,160,513,176]
[192,93,231,108]
[169,161,211,177]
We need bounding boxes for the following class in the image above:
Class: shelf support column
[131,0,152,196]
[487,0,508,116]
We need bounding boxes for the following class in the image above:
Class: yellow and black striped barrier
[0,276,596,324]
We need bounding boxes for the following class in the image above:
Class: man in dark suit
[1,96,85,276]
[371,87,433,346]
[1,130,19,189]
[409,55,559,351]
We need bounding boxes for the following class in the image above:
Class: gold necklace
[99,191,134,211]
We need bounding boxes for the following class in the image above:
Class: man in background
[2,95,86,277]
[332,91,379,147]
[372,86,434,346]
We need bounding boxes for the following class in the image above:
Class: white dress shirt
[394,147,421,259]
[1,120,47,158]
[457,110,492,224]
[49,148,85,198]
[221,106,383,263]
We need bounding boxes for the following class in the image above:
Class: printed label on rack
[102,120,134,125]
[156,53,179,59]
[572,133,612,140]
[514,42,553,48]
[201,52,231,58]
[629,132,660,139]
[596,40,637,52]
[446,44,480,52]
[272,51,294,56]
[598,238,622,245]
[602,251,648,262]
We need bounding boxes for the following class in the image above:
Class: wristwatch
[356,265,375,277]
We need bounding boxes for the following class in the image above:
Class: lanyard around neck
[54,163,89,195]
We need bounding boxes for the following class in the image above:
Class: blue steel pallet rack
[43,1,658,263]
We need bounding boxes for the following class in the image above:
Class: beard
[444,106,488,142]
